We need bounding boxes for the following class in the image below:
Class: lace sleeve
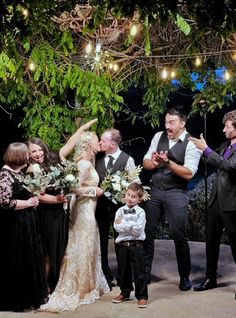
[75,160,96,197]
[0,170,17,210]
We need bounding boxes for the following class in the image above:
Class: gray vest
[151,131,190,190]
[96,151,130,183]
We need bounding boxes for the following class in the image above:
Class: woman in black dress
[26,138,68,293]
[0,142,48,312]
[26,119,98,293]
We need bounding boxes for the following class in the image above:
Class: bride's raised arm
[59,118,98,161]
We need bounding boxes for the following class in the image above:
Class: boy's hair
[127,182,144,198]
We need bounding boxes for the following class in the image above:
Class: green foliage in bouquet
[49,160,80,195]
[19,163,52,196]
[101,165,150,204]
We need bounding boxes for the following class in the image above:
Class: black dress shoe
[194,278,217,291]
[179,277,192,291]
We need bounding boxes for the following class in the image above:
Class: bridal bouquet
[101,165,150,204]
[20,163,52,196]
[49,160,80,210]
[49,160,80,195]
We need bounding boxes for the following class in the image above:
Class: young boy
[112,182,148,308]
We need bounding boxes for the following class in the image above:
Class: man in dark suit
[95,128,136,290]
[189,110,236,295]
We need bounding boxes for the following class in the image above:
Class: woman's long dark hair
[26,138,60,171]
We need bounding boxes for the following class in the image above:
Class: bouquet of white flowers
[49,160,79,195]
[49,160,80,210]
[100,165,150,204]
[20,163,52,196]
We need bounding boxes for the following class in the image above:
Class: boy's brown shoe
[137,299,148,308]
[112,294,130,303]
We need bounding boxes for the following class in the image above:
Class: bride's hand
[96,187,104,197]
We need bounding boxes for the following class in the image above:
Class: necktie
[107,155,114,170]
[123,208,136,214]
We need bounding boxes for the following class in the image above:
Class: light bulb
[170,71,176,78]
[161,69,168,79]
[28,62,36,72]
[130,24,138,37]
[85,42,93,54]
[195,57,201,66]
[95,43,102,53]
[224,70,231,80]
[22,8,29,17]
[108,63,113,70]
[113,64,119,72]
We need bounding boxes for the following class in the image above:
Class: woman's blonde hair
[73,131,97,162]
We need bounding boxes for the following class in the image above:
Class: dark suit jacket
[207,141,236,211]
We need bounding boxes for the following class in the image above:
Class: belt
[153,185,186,191]
[116,240,144,247]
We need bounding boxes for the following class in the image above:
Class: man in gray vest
[95,128,136,290]
[143,107,202,291]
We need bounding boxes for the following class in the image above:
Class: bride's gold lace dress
[40,159,110,312]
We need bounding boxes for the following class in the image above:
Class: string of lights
[21,3,236,82]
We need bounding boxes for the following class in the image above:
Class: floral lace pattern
[40,160,110,312]
[0,169,18,209]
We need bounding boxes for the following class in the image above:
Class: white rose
[112,183,121,192]
[65,174,75,182]
[121,180,129,188]
[32,163,42,175]
[112,175,121,182]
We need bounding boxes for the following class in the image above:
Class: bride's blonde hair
[73,131,97,162]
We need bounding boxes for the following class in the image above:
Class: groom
[95,128,136,290]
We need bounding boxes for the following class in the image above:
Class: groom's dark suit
[95,151,131,288]
[205,141,236,280]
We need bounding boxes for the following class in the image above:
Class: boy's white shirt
[114,204,146,243]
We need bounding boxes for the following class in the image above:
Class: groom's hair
[104,128,122,145]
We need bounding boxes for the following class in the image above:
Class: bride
[40,125,110,312]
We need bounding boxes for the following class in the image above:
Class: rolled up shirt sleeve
[184,140,203,176]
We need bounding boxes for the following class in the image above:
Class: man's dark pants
[144,186,191,281]
[205,198,236,279]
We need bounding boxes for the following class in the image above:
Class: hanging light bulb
[130,24,138,37]
[113,64,119,72]
[108,63,114,70]
[161,69,168,79]
[22,8,29,17]
[224,70,231,80]
[232,52,236,61]
[28,61,36,72]
[170,70,176,78]
[195,57,201,67]
[85,42,93,54]
[95,43,102,53]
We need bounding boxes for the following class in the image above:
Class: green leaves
[174,14,191,35]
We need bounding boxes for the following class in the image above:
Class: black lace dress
[0,167,48,312]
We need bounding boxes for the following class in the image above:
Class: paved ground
[0,240,236,318]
